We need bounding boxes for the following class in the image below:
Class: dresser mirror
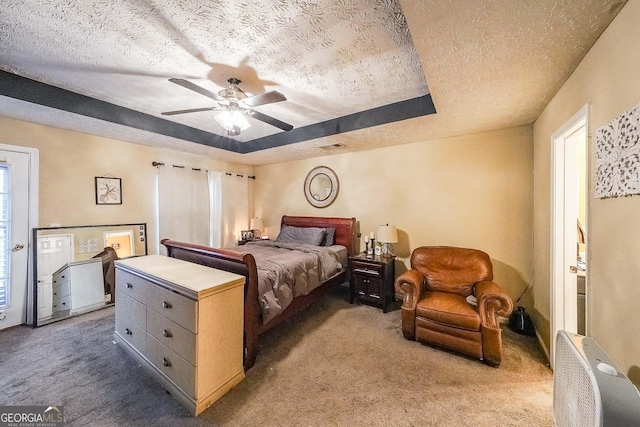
[304,166,339,208]
[32,223,147,327]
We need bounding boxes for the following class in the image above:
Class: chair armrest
[475,280,513,329]
[394,269,425,310]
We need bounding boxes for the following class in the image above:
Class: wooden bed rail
[160,216,357,369]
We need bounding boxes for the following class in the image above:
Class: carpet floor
[0,286,553,426]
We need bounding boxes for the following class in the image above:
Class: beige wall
[0,116,253,254]
[255,126,534,307]
[533,0,640,382]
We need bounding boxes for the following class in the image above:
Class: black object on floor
[509,306,536,336]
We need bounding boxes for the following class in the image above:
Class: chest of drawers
[51,258,104,315]
[114,255,245,416]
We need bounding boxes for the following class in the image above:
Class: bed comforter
[228,240,344,324]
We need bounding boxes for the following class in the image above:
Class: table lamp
[250,217,264,239]
[377,224,398,257]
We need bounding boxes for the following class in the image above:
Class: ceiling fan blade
[168,78,224,101]
[161,107,218,116]
[249,110,293,131]
[242,91,287,107]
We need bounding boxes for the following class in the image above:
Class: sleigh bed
[161,215,357,369]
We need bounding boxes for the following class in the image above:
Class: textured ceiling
[0,0,627,165]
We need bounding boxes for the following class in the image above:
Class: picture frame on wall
[95,177,122,205]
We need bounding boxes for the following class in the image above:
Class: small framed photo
[241,230,254,241]
[95,177,122,205]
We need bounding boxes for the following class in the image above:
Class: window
[0,165,9,309]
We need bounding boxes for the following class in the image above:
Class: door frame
[104,230,135,257]
[0,144,39,326]
[550,104,589,368]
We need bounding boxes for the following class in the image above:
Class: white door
[0,150,30,329]
[37,234,73,320]
[550,104,588,367]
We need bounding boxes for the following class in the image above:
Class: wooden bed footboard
[160,239,262,368]
[160,215,357,369]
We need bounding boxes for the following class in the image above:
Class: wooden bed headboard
[280,215,357,255]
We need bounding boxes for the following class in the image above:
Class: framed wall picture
[95,177,122,205]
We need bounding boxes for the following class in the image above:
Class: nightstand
[238,238,269,246]
[349,253,395,313]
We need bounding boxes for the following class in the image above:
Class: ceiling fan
[162,77,293,136]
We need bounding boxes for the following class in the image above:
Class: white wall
[533,0,640,383]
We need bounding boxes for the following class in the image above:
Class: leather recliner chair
[394,246,513,366]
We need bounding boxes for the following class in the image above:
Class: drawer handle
[163,358,171,367]
[354,268,380,276]
[162,301,172,309]
[125,328,132,335]
[163,329,172,338]
[126,283,133,289]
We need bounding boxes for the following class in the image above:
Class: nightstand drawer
[351,261,382,277]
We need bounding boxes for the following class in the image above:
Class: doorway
[104,230,134,258]
[550,104,589,367]
[0,145,38,330]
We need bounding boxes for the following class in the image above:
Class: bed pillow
[275,226,326,246]
[322,227,336,246]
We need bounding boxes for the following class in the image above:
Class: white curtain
[208,171,222,248]
[220,173,250,248]
[157,167,210,254]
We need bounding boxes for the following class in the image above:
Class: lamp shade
[250,217,264,231]
[215,110,251,132]
[376,225,398,243]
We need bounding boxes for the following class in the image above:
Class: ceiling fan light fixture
[215,110,251,134]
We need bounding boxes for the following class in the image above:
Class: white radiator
[553,330,640,426]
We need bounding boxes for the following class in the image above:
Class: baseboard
[535,328,551,367]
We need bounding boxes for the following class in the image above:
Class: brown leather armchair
[394,246,513,366]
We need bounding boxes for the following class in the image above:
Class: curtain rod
[152,161,255,179]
